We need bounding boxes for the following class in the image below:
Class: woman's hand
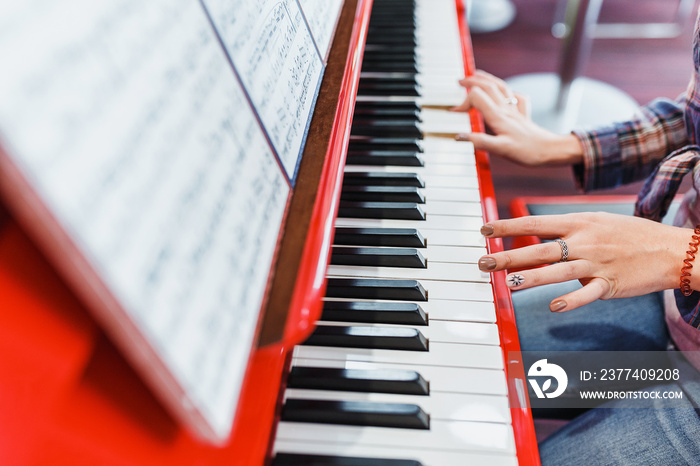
[452,70,583,166]
[477,212,690,312]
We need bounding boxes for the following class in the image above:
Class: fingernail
[478,257,497,271]
[480,224,494,236]
[507,274,524,288]
[550,300,567,312]
[456,133,470,141]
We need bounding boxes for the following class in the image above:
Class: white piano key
[275,420,516,455]
[293,341,504,370]
[283,389,512,424]
[423,230,485,247]
[326,261,489,283]
[418,109,470,135]
[334,214,483,232]
[422,200,482,216]
[316,320,501,346]
[290,358,509,395]
[422,187,480,202]
[344,164,478,179]
[273,440,518,466]
[423,245,485,263]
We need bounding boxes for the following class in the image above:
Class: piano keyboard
[273,0,518,464]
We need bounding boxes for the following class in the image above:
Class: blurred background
[469,0,699,220]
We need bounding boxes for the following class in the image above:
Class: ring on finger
[504,97,518,106]
[555,238,569,262]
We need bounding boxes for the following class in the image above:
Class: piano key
[349,138,423,153]
[351,121,422,138]
[330,247,427,268]
[321,301,428,326]
[293,341,504,370]
[341,172,425,188]
[273,452,424,466]
[283,389,511,424]
[334,215,483,233]
[326,261,488,284]
[275,420,516,455]
[286,367,430,395]
[357,82,421,97]
[353,101,420,112]
[333,227,427,248]
[303,325,429,352]
[337,201,426,220]
[340,186,426,203]
[323,297,496,324]
[352,107,422,120]
[362,62,418,73]
[273,441,517,466]
[290,358,508,396]
[344,165,478,182]
[281,399,430,430]
[325,278,428,301]
[316,321,500,346]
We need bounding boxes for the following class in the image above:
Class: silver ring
[504,97,518,106]
[555,238,569,262]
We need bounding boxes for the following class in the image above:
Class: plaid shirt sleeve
[571,96,689,192]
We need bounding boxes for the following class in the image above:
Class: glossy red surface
[0,1,375,464]
[456,1,541,464]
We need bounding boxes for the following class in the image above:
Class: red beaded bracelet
[680,226,700,296]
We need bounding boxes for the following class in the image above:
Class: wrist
[540,133,584,166]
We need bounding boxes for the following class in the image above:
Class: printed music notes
[203,0,325,180]
[299,0,344,59]
[0,0,289,442]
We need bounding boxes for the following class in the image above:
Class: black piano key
[338,201,426,221]
[346,152,424,167]
[325,278,428,301]
[352,108,421,121]
[353,101,420,112]
[362,62,418,73]
[287,367,430,395]
[282,399,430,430]
[348,138,422,153]
[333,227,427,248]
[304,325,428,351]
[322,301,428,326]
[341,173,425,188]
[356,83,420,97]
[351,121,422,138]
[273,453,423,466]
[331,247,427,268]
[341,186,425,203]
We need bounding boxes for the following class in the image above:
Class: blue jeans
[512,281,700,465]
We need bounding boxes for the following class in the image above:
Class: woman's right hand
[452,70,584,167]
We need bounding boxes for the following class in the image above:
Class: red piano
[0,0,539,464]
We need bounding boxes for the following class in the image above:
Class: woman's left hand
[478,212,689,312]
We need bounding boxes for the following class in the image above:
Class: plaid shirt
[569,12,700,329]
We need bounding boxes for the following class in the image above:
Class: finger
[465,70,512,97]
[455,132,504,154]
[459,75,511,105]
[461,87,509,125]
[450,97,471,113]
[481,215,576,239]
[478,241,570,272]
[514,92,530,117]
[549,277,610,312]
[504,261,591,290]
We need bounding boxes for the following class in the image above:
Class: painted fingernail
[478,257,497,271]
[507,274,524,288]
[550,300,567,312]
[455,133,471,141]
[480,224,494,236]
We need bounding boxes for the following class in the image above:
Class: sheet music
[0,0,289,440]
[299,0,344,59]
[202,0,324,180]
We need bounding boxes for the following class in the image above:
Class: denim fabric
[512,282,700,465]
